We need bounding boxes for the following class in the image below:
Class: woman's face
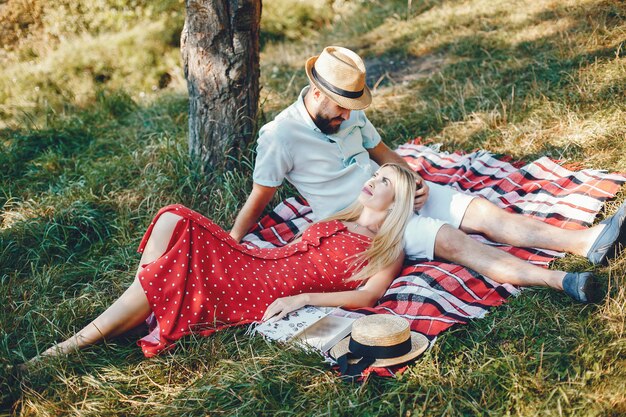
[359,166,396,211]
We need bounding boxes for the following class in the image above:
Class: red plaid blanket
[242,142,625,378]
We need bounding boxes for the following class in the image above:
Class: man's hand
[366,142,429,211]
[262,294,309,322]
[414,175,429,211]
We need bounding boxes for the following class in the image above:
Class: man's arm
[367,142,429,211]
[230,183,278,242]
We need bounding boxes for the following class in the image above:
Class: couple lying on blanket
[29,161,625,363]
[27,46,626,364]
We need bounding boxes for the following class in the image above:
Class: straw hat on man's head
[330,314,428,378]
[305,46,372,110]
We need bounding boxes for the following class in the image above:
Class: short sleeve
[252,126,293,187]
[360,114,381,149]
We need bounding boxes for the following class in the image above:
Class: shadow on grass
[0,89,192,406]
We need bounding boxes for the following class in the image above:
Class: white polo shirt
[253,87,476,260]
[253,87,381,218]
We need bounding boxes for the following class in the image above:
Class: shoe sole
[599,221,626,265]
[595,203,626,265]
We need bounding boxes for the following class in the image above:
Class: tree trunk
[182,0,262,171]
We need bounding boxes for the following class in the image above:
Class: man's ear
[310,85,323,102]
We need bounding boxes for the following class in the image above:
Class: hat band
[311,66,364,100]
[348,337,412,360]
[336,336,412,381]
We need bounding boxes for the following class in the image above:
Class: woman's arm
[261,252,405,321]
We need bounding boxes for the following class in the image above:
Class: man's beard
[312,113,344,134]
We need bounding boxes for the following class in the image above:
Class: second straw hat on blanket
[330,314,428,369]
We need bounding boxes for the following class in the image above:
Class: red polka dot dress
[136,204,371,357]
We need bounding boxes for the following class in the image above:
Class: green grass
[2,0,626,415]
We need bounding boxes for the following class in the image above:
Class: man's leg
[434,224,566,288]
[459,198,604,256]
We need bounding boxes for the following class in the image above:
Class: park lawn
[1,0,625,415]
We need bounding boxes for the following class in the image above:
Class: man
[230,46,626,303]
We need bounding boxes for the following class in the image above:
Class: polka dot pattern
[136,204,370,357]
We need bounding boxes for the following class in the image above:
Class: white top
[253,87,381,218]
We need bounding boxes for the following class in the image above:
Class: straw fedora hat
[330,315,428,375]
[305,46,372,110]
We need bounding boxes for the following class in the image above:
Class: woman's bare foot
[17,344,66,373]
[19,336,83,372]
[16,353,46,374]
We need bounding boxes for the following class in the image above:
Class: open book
[254,306,357,353]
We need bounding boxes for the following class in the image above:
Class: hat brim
[329,331,429,368]
[305,56,372,111]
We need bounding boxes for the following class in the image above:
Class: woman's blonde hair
[323,163,417,282]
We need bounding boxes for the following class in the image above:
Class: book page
[253,305,328,342]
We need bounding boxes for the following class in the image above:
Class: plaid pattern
[242,142,625,378]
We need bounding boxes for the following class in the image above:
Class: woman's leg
[38,211,184,359]
[40,278,151,357]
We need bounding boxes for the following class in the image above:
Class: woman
[33,163,418,359]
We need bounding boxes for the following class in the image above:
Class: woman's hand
[414,174,429,211]
[262,294,309,322]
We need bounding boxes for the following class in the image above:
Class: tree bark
[182,0,261,170]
